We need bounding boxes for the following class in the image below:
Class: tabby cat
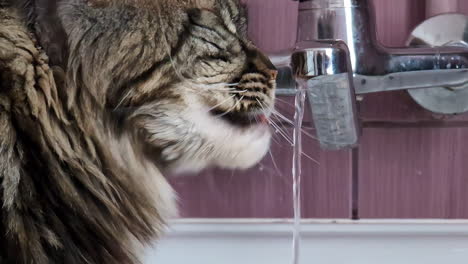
[0,0,276,263]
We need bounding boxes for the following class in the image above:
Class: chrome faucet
[273,0,468,150]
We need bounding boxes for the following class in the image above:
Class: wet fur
[0,0,276,263]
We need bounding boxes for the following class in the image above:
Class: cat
[0,0,277,263]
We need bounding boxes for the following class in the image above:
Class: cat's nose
[267,69,278,80]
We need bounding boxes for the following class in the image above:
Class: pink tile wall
[172,0,468,219]
[359,127,468,218]
[359,0,468,219]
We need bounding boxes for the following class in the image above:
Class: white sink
[144,219,468,264]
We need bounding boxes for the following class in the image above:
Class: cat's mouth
[210,109,269,127]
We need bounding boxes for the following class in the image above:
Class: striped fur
[0,0,276,263]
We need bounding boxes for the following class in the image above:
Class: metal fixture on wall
[273,0,468,150]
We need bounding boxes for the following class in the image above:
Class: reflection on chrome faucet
[272,0,468,150]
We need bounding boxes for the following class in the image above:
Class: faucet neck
[297,0,381,72]
[298,0,370,9]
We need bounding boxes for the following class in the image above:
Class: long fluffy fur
[0,7,175,263]
[0,0,276,263]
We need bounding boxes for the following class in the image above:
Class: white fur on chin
[168,95,272,174]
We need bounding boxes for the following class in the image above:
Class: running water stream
[291,80,307,264]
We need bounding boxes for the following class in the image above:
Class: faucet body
[273,0,468,150]
[298,0,468,94]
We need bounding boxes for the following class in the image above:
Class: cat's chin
[166,127,271,175]
[163,109,272,175]
[210,109,270,128]
[215,128,271,170]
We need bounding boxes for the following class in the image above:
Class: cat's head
[56,0,277,174]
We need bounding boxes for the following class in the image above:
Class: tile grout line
[363,120,468,128]
[351,147,360,220]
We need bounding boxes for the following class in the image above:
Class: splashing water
[292,80,307,264]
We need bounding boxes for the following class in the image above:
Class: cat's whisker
[270,109,295,125]
[205,82,239,87]
[258,99,295,127]
[268,148,282,176]
[270,110,319,141]
[114,89,134,110]
[269,114,298,141]
[256,100,320,161]
[189,83,247,94]
[204,87,236,91]
[214,95,244,118]
[254,115,276,144]
[300,129,318,141]
[269,116,319,164]
[191,84,235,92]
[255,98,272,116]
[229,90,248,94]
[197,82,239,90]
[274,97,295,108]
[270,113,286,125]
[207,95,236,113]
[272,114,306,141]
[250,102,294,176]
[301,151,320,165]
[255,99,292,140]
[272,113,319,141]
[269,131,281,145]
[270,119,293,143]
[205,88,241,93]
[223,82,240,87]
[203,85,234,90]
[254,99,293,144]
[268,120,293,145]
[265,113,291,137]
[266,106,320,164]
[272,133,284,147]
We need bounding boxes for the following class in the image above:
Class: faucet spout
[270,40,361,150]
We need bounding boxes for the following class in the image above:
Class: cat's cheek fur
[168,106,272,174]
[107,134,178,219]
[214,128,271,170]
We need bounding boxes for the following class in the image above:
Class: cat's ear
[190,0,248,38]
[235,0,248,38]
[12,0,68,68]
[215,0,248,38]
[192,0,217,9]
